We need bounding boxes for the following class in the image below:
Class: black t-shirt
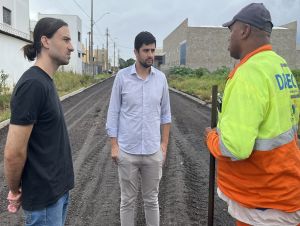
[10,66,74,211]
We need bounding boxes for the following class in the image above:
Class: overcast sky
[29,0,300,60]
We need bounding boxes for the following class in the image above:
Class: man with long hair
[4,17,74,226]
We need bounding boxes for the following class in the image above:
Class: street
[0,77,234,226]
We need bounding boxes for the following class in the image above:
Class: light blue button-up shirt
[106,64,171,155]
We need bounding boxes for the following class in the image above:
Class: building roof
[155,48,165,56]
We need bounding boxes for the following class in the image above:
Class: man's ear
[40,36,50,49]
[241,24,251,39]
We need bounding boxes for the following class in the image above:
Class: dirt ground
[0,78,234,226]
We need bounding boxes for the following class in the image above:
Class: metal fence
[82,63,102,75]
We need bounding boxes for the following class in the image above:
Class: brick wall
[163,19,299,72]
[163,19,188,67]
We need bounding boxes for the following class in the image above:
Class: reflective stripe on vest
[218,125,298,159]
[217,128,239,160]
[254,125,298,151]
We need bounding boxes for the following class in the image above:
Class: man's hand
[110,137,119,164]
[111,144,119,164]
[7,189,22,213]
[204,127,214,147]
[111,144,119,165]
[161,143,167,163]
[161,123,170,164]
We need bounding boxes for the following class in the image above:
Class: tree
[126,58,135,67]
[118,58,136,69]
[119,58,127,69]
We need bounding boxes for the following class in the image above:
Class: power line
[93,25,106,41]
[108,34,114,43]
[72,0,89,18]
[108,34,132,49]
[71,0,93,36]
[118,44,132,49]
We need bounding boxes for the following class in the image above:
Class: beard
[58,58,70,66]
[50,52,71,67]
[139,59,153,68]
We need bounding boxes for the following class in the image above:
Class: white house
[0,0,32,86]
[38,13,83,74]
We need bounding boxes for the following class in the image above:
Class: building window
[78,31,81,42]
[179,41,186,65]
[3,7,12,25]
[78,52,81,58]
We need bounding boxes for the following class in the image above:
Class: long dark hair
[23,17,68,61]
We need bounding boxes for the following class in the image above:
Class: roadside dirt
[0,78,234,225]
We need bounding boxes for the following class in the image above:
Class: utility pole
[102,44,105,73]
[97,45,99,74]
[85,37,88,63]
[113,41,116,70]
[106,27,109,72]
[118,49,120,68]
[88,32,91,63]
[97,45,99,63]
[90,0,94,76]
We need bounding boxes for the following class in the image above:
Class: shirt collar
[130,64,155,76]
[227,44,272,80]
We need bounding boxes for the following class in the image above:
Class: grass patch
[169,67,300,102]
[0,94,11,122]
[53,72,111,96]
[0,108,10,122]
[0,93,11,110]
[168,69,227,102]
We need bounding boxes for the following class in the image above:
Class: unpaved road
[0,77,234,226]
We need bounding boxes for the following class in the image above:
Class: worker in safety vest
[205,3,300,226]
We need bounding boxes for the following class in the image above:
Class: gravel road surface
[0,77,234,226]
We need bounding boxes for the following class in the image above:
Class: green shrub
[212,66,230,77]
[0,70,9,95]
[292,69,300,77]
[169,66,194,76]
[194,67,210,77]
[168,68,227,102]
[292,69,300,85]
[0,93,11,111]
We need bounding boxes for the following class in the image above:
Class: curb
[60,76,113,101]
[169,87,212,108]
[0,76,113,130]
[0,119,10,129]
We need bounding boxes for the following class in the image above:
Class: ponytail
[22,43,36,61]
